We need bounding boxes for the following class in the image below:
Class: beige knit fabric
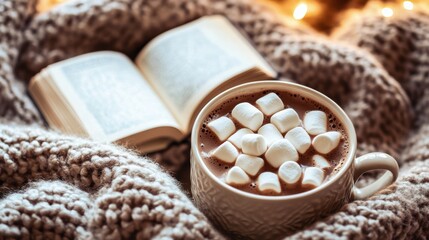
[0,0,428,239]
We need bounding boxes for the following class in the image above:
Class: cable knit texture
[0,0,428,239]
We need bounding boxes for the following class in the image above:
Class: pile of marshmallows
[208,93,342,194]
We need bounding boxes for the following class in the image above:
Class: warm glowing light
[293,3,308,20]
[381,7,394,18]
[37,0,67,12]
[403,1,414,10]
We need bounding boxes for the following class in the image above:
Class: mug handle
[352,152,399,200]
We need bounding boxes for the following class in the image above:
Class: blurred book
[29,15,276,153]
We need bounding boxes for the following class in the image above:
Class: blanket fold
[0,125,221,239]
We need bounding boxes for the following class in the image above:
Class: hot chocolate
[198,90,349,196]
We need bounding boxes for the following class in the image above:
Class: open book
[29,15,276,153]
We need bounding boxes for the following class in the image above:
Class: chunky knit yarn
[0,126,221,239]
[0,0,428,238]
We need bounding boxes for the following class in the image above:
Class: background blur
[37,0,429,33]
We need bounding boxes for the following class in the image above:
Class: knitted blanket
[1,0,428,239]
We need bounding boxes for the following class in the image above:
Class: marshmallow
[278,161,302,186]
[312,131,342,154]
[302,167,325,189]
[312,154,331,170]
[285,127,311,154]
[257,124,283,146]
[241,134,268,156]
[235,154,264,177]
[265,139,299,168]
[207,116,236,141]
[231,103,264,131]
[226,166,251,186]
[257,172,281,194]
[303,110,327,135]
[255,93,284,116]
[211,141,239,164]
[270,108,301,133]
[228,128,253,149]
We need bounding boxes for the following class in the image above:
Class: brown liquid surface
[198,90,349,196]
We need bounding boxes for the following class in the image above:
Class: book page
[48,51,181,143]
[135,15,276,131]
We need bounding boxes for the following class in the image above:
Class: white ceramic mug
[190,81,399,239]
